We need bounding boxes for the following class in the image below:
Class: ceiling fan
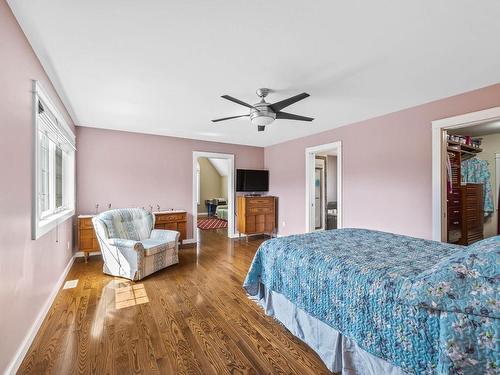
[212,88,314,132]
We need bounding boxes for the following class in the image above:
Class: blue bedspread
[243,229,499,375]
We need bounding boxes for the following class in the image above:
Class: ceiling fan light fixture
[212,88,313,131]
[250,114,275,127]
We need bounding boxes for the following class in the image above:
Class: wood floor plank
[17,229,333,374]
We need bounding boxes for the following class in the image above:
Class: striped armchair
[92,208,179,280]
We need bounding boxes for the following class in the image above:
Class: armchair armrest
[108,238,144,252]
[150,229,180,243]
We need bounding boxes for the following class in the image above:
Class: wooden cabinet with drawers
[153,211,187,240]
[78,211,187,262]
[446,140,484,245]
[78,215,100,259]
[447,184,484,245]
[461,184,483,245]
[237,196,276,240]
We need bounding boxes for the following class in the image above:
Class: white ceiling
[449,121,500,137]
[8,0,500,147]
[208,158,228,177]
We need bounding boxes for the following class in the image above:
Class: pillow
[399,236,499,318]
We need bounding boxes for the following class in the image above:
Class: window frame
[32,81,76,240]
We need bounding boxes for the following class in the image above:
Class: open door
[305,141,342,233]
[314,157,326,230]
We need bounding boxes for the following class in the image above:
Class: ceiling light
[251,114,275,127]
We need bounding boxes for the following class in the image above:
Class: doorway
[305,141,342,233]
[192,152,235,242]
[431,106,500,242]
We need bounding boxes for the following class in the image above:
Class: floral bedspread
[243,229,499,374]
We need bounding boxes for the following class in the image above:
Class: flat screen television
[236,169,269,192]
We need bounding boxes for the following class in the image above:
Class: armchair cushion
[108,238,143,251]
[150,229,180,243]
[99,208,154,240]
[141,239,176,256]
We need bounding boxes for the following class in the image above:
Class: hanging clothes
[461,158,494,216]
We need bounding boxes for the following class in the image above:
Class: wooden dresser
[460,184,484,245]
[446,139,484,245]
[78,211,187,262]
[237,196,276,240]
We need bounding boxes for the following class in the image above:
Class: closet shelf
[447,140,482,153]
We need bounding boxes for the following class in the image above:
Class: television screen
[236,169,269,192]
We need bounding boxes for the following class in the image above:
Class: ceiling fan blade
[257,125,266,132]
[211,114,249,122]
[270,92,310,112]
[276,111,314,122]
[221,95,256,109]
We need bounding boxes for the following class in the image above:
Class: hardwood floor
[18,230,332,375]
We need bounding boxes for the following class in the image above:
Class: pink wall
[0,2,75,373]
[265,83,500,239]
[76,127,264,238]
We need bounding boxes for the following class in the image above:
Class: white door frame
[305,141,342,232]
[431,106,500,241]
[192,151,235,242]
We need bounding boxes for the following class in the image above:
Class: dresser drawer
[448,218,461,228]
[447,189,461,198]
[247,198,274,207]
[447,207,461,220]
[155,213,186,223]
[447,197,461,208]
[79,228,96,240]
[79,237,94,251]
[248,206,274,215]
[79,217,94,229]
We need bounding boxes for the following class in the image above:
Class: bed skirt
[251,283,407,375]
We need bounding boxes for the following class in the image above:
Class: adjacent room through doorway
[441,120,500,245]
[192,152,235,242]
[305,141,342,232]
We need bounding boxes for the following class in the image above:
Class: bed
[243,229,499,375]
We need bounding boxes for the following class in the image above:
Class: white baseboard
[197,212,208,216]
[182,238,197,245]
[5,254,75,375]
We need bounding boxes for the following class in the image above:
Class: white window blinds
[37,100,76,151]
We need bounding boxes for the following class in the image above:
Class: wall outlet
[282,221,286,227]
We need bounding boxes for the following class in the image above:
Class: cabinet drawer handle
[452,221,459,225]
[453,210,459,214]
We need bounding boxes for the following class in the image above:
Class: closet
[446,136,484,245]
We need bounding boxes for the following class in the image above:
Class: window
[32,81,76,239]
[196,161,201,205]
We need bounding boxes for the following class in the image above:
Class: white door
[315,168,322,228]
[307,152,316,232]
[314,158,326,230]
